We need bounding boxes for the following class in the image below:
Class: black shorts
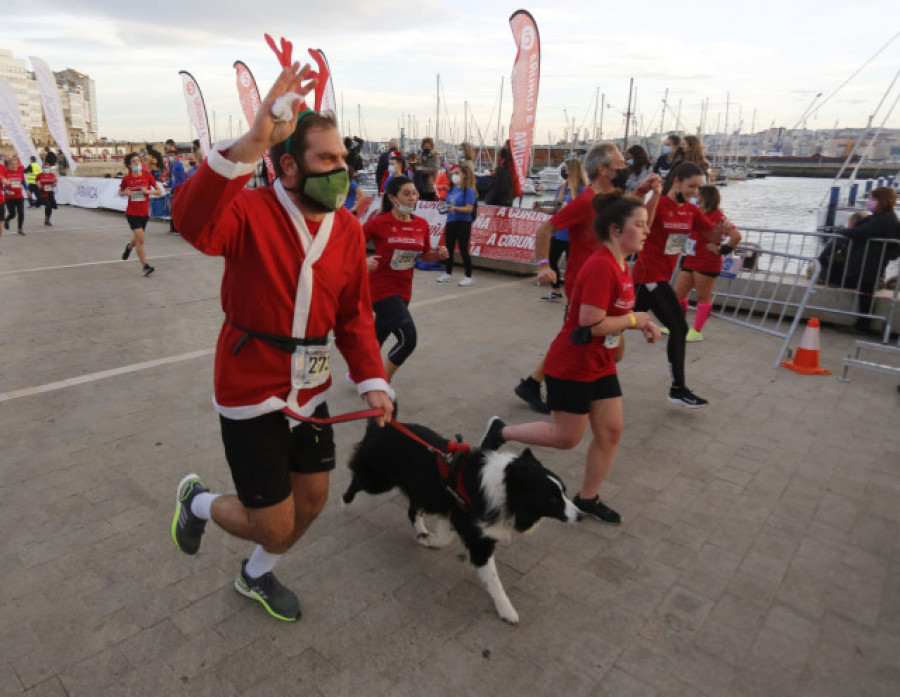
[219,403,336,509]
[126,214,149,230]
[545,374,622,415]
[680,259,719,278]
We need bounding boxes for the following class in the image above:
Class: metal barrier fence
[696,249,822,369]
[733,227,900,341]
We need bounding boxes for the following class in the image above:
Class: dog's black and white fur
[342,420,581,624]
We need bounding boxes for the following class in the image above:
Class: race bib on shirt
[291,342,332,390]
[389,249,420,270]
[129,189,146,201]
[43,185,55,192]
[684,238,697,256]
[603,333,621,350]
[664,234,687,255]
[10,180,21,189]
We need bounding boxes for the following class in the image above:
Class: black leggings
[373,295,417,367]
[635,282,688,388]
[5,199,25,230]
[548,237,569,290]
[43,194,57,219]
[444,220,473,277]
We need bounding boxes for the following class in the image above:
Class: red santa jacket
[172,143,388,420]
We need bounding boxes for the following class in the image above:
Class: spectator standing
[681,135,710,178]
[437,161,478,286]
[165,139,186,234]
[624,145,652,194]
[484,146,514,206]
[418,137,440,201]
[25,156,42,208]
[653,134,682,180]
[375,138,400,193]
[57,149,68,176]
[343,136,364,173]
[43,146,58,170]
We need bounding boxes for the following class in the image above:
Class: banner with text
[308,49,336,115]
[361,200,549,265]
[233,61,275,183]
[178,71,211,156]
[507,10,541,200]
[29,56,77,173]
[0,81,39,164]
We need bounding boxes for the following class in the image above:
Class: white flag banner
[178,71,211,156]
[29,56,77,173]
[0,81,39,164]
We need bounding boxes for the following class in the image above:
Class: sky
[3,0,900,148]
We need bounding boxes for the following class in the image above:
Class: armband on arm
[718,244,734,256]
[536,258,549,266]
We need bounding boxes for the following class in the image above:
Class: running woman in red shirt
[3,155,28,235]
[674,185,742,342]
[363,176,448,383]
[119,152,162,276]
[631,161,733,407]
[35,165,58,226]
[481,193,662,524]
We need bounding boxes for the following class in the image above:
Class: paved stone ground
[1,206,898,697]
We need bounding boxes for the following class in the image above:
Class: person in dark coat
[485,147,514,206]
[840,186,900,332]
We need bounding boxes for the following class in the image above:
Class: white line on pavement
[0,252,198,276]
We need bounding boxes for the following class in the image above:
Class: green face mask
[301,167,350,211]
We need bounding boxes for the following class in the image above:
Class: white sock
[190,492,219,520]
[244,545,282,579]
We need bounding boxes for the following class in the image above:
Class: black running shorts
[545,373,622,415]
[126,215,149,230]
[219,403,336,509]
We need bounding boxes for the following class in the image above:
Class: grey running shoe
[171,474,208,555]
[573,495,622,525]
[514,378,550,414]
[668,386,709,408]
[480,416,507,451]
[235,559,301,622]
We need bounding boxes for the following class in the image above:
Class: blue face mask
[661,145,672,156]
[689,196,698,206]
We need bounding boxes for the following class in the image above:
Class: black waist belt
[227,317,328,355]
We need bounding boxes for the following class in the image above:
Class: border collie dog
[343,420,581,624]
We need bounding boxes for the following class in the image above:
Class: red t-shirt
[363,212,432,303]
[549,186,600,297]
[4,164,26,200]
[544,245,635,382]
[683,208,729,274]
[632,196,716,284]
[119,172,158,216]
[36,172,58,196]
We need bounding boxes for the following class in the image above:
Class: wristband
[719,244,734,256]
[536,258,549,266]
[629,313,636,328]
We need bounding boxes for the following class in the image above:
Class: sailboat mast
[435,74,440,149]
[623,77,633,153]
[599,93,605,141]
[592,86,599,142]
[495,76,504,164]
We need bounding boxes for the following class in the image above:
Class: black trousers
[635,282,688,388]
[444,220,473,276]
[548,237,569,290]
[5,199,25,230]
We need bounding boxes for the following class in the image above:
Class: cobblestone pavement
[1,206,898,696]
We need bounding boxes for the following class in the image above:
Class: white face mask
[451,174,461,185]
[456,150,464,159]
[395,202,414,215]
[689,196,698,206]
[130,165,141,173]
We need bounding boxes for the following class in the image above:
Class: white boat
[536,165,564,192]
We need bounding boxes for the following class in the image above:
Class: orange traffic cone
[781,317,831,375]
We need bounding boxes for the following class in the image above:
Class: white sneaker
[458,276,474,287]
[436,273,453,283]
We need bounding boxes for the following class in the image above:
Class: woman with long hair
[534,158,588,300]
[485,147,514,207]
[363,176,448,382]
[624,145,652,194]
[632,161,732,407]
[673,185,741,341]
[481,193,661,524]
[437,162,478,286]
[681,135,710,176]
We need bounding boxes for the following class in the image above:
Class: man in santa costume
[170,62,393,622]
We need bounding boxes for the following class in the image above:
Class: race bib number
[603,333,621,350]
[291,342,332,390]
[43,185,55,192]
[129,190,146,201]
[684,238,697,256]
[664,234,687,255]
[390,249,419,270]
[10,181,21,189]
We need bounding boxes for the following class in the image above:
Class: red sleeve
[362,214,381,242]
[577,256,617,314]
[688,203,716,236]
[550,190,590,231]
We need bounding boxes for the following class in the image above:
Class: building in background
[0,48,98,149]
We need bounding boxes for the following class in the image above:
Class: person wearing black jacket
[343,136,364,172]
[375,138,399,193]
[485,147,514,206]
[840,186,900,332]
[653,134,682,180]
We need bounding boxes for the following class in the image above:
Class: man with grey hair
[513,142,661,413]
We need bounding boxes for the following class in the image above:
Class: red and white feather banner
[178,71,211,156]
[234,61,275,182]
[507,9,541,199]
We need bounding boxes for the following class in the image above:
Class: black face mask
[560,167,568,179]
[612,167,629,189]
